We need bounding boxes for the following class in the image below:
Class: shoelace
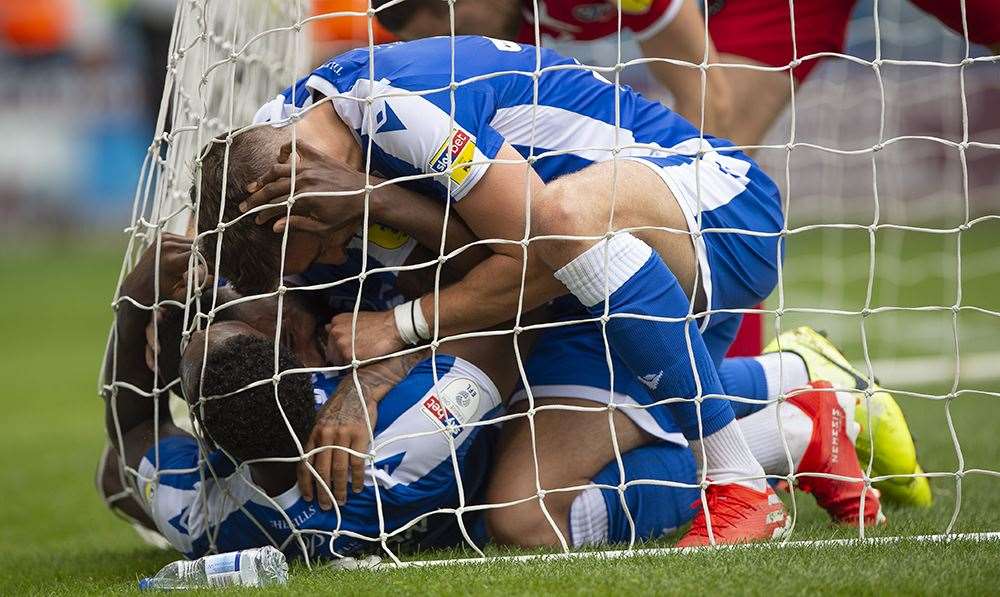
[684,489,758,538]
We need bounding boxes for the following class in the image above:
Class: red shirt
[516,0,681,43]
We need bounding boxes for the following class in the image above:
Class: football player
[237,36,788,545]
[370,0,1000,148]
[99,238,883,560]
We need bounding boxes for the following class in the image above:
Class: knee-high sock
[570,442,699,547]
[555,233,765,490]
[719,353,810,418]
[738,403,813,476]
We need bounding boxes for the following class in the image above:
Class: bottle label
[204,552,242,587]
[207,572,241,588]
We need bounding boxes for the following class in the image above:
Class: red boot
[789,381,885,526]
[675,483,790,547]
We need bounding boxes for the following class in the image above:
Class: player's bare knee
[485,501,566,548]
[532,178,581,237]
[530,176,612,269]
[484,472,556,547]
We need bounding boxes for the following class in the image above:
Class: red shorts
[910,0,1000,49]
[708,0,1000,83]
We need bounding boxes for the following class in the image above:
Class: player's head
[195,126,357,295]
[373,0,522,41]
[179,320,315,463]
[219,291,328,369]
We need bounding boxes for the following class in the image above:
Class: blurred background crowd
[0,0,397,239]
[2,0,996,244]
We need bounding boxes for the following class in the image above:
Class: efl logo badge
[429,129,476,185]
[438,378,482,425]
[368,223,410,250]
[422,395,464,438]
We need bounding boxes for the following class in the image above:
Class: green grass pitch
[1,225,998,595]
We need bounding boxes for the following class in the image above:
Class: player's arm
[245,140,490,281]
[325,144,565,362]
[308,163,543,506]
[425,144,566,335]
[311,144,549,504]
[103,236,197,470]
[299,348,429,509]
[369,179,491,281]
[637,0,732,136]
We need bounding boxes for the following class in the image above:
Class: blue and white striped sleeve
[361,80,506,202]
[133,435,206,556]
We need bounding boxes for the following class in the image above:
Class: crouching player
[185,127,904,552]
[99,236,515,559]
[100,237,748,559]
[99,239,885,560]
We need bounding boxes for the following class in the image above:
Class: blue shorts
[513,148,782,441]
[627,148,784,327]
[512,320,688,444]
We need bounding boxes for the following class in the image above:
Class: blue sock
[554,235,734,441]
[570,442,699,546]
[719,357,770,418]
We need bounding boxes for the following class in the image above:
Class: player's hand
[325,310,405,365]
[145,309,164,372]
[240,140,371,234]
[143,307,186,381]
[122,234,211,305]
[297,376,380,509]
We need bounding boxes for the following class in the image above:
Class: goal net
[755,1,1000,389]
[103,0,999,568]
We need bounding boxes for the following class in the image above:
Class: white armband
[393,298,431,346]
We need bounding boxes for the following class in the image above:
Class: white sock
[836,389,861,443]
[739,403,814,476]
[689,420,768,492]
[569,487,608,547]
[553,233,652,308]
[754,352,810,398]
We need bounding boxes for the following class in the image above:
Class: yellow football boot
[764,326,932,507]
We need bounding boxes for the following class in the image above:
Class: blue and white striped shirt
[253,35,743,205]
[134,356,501,561]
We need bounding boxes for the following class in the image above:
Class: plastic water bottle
[138,546,289,590]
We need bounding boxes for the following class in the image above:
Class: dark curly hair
[195,126,290,295]
[195,333,315,463]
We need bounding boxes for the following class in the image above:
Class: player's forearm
[102,237,197,449]
[349,349,429,402]
[103,302,169,447]
[417,251,564,339]
[370,182,490,277]
[639,0,733,136]
[103,268,194,444]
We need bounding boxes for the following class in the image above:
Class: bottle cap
[138,578,152,590]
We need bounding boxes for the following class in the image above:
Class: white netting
[102,0,999,569]
[755,1,1000,385]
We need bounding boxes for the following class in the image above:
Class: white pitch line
[869,352,1000,387]
[330,532,1000,572]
